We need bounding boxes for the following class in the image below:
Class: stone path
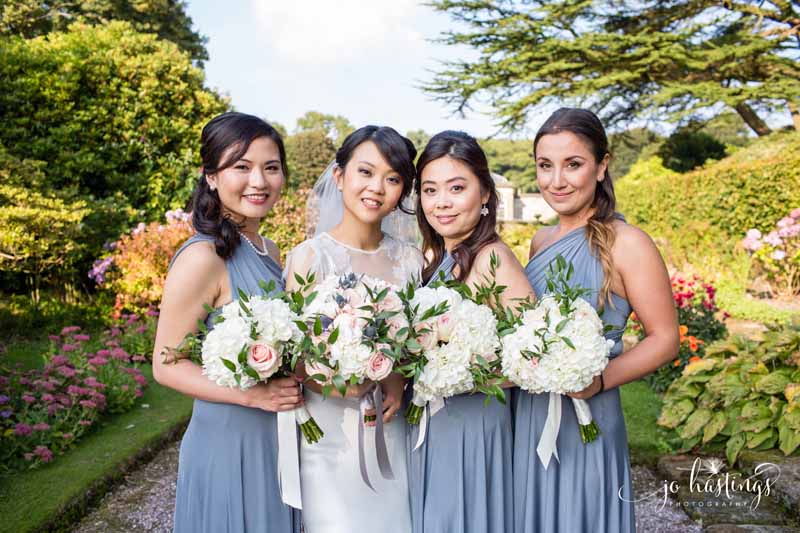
[74,441,705,532]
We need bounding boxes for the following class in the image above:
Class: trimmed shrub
[657,130,726,172]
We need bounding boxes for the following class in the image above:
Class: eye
[387,175,401,185]
[422,187,436,195]
[568,161,581,169]
[451,184,464,193]
[266,164,280,172]
[234,164,249,171]
[359,167,372,176]
[537,162,551,170]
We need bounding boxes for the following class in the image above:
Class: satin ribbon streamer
[412,397,445,451]
[277,406,308,509]
[358,386,395,490]
[536,394,594,469]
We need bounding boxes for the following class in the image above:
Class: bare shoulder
[528,225,556,259]
[476,240,523,270]
[168,239,225,278]
[612,221,662,271]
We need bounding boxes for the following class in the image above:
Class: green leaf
[332,373,347,397]
[678,408,712,440]
[237,288,250,302]
[778,421,800,455]
[328,327,340,345]
[221,358,237,373]
[702,411,727,444]
[314,317,322,336]
[726,432,746,465]
[244,366,260,380]
[560,336,575,350]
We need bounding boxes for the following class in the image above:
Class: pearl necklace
[238,231,269,257]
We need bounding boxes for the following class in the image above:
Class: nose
[250,167,268,189]
[367,176,386,195]
[434,191,452,209]
[550,165,566,188]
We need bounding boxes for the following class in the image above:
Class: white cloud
[251,0,425,64]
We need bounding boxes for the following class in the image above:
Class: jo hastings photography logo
[619,457,782,511]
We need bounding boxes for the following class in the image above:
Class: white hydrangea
[501,295,613,394]
[249,296,303,345]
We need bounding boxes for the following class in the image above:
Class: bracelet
[599,371,605,394]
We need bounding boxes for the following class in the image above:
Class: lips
[435,214,457,225]
[243,192,269,205]
[361,198,383,209]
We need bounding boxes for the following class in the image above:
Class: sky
[184,0,540,139]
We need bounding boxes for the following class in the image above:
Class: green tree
[0,0,207,61]
[296,111,354,145]
[480,138,538,192]
[285,130,337,190]
[406,129,431,154]
[0,21,227,218]
[657,130,727,172]
[608,128,664,178]
[424,1,800,136]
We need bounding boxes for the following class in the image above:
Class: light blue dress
[407,254,514,533]
[513,224,635,533]
[170,233,300,533]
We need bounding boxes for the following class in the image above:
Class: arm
[151,242,302,411]
[569,224,679,399]
[468,242,536,311]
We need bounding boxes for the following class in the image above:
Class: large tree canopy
[425,0,800,135]
[0,0,207,61]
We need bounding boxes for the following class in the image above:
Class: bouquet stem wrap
[277,405,312,509]
[357,386,395,490]
[536,394,599,469]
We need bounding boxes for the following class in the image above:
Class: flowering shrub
[90,209,193,316]
[632,274,728,392]
[0,315,153,472]
[657,320,800,464]
[741,208,800,297]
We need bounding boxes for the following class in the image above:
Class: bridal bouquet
[294,272,409,402]
[401,283,502,425]
[165,281,324,444]
[500,256,613,451]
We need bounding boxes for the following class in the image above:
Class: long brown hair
[534,108,617,308]
[415,131,500,283]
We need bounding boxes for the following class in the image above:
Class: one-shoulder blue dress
[170,233,300,533]
[513,224,635,532]
[407,254,514,533]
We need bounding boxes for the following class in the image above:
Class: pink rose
[386,314,409,340]
[378,291,403,313]
[247,344,281,379]
[436,313,455,342]
[366,348,394,381]
[305,360,335,384]
[415,321,439,352]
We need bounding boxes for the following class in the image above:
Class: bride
[284,125,421,533]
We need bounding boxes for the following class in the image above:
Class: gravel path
[74,442,702,532]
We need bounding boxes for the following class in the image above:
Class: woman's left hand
[566,374,602,400]
[364,373,406,426]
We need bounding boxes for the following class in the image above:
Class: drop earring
[480,204,489,216]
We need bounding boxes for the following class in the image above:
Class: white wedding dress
[284,231,422,533]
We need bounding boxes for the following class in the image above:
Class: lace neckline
[321,231,388,255]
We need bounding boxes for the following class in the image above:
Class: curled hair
[335,125,417,213]
[191,112,288,259]
[415,130,500,283]
[534,107,616,308]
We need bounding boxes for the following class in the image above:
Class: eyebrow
[421,176,468,185]
[536,155,586,161]
[237,158,281,165]
[357,160,376,167]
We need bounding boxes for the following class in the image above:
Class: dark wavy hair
[415,130,500,283]
[191,112,288,259]
[335,125,417,213]
[533,107,616,307]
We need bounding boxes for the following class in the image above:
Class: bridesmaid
[152,112,302,533]
[409,130,534,533]
[513,108,679,533]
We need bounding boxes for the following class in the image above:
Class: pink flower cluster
[741,208,800,259]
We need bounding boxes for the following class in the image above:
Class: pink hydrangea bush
[741,208,800,297]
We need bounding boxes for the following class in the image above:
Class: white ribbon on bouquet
[412,397,445,451]
[276,405,312,509]
[535,393,594,469]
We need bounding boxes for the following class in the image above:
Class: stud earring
[480,204,489,216]
[209,184,216,191]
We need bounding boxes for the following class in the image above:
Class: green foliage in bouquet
[657,320,800,465]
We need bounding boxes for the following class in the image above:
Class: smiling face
[334,140,404,226]
[206,136,285,224]
[419,155,489,248]
[534,131,609,218]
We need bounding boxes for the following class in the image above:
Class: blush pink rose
[415,321,439,352]
[305,360,335,384]
[436,313,455,342]
[366,348,394,381]
[247,344,281,379]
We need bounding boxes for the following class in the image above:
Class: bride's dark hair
[335,125,417,214]
[415,130,500,283]
[191,112,288,259]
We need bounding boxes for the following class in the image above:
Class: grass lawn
[0,366,192,533]
[620,380,673,465]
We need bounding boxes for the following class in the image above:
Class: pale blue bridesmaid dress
[407,253,514,533]
[513,222,635,532]
[170,233,300,533]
